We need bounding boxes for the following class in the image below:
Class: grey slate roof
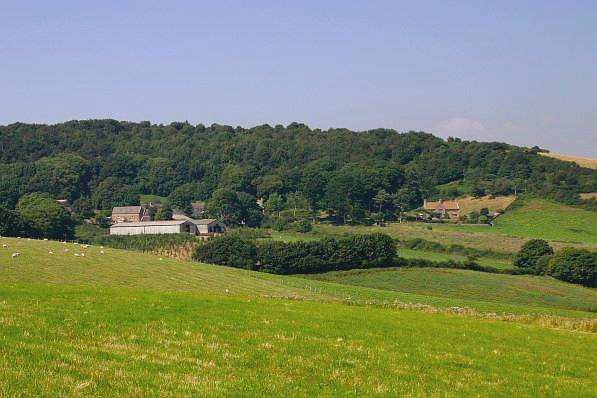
[112,206,144,214]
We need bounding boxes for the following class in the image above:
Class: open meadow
[1,237,596,396]
[307,267,597,313]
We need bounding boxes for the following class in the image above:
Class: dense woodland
[1,120,596,234]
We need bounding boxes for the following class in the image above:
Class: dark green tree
[548,248,596,287]
[513,239,554,272]
[16,193,75,239]
[0,205,24,236]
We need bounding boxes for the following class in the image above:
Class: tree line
[0,120,595,228]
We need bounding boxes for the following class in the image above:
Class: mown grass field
[1,237,597,396]
[457,195,516,215]
[540,152,597,170]
[307,267,597,313]
[2,237,592,319]
[2,284,596,397]
[432,198,597,244]
[396,248,513,270]
[490,198,597,243]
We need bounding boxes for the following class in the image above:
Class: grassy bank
[1,284,596,397]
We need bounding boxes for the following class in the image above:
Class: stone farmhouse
[111,206,151,223]
[423,199,460,219]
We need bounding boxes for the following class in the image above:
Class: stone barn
[111,206,150,223]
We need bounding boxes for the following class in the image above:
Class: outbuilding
[110,220,196,236]
[191,219,226,235]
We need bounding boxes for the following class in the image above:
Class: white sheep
[100,250,105,255]
[74,253,80,257]
[81,253,85,257]
[2,244,8,248]
[48,251,54,255]
[11,252,20,258]
[43,238,48,241]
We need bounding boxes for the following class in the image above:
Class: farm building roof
[110,220,189,228]
[189,218,218,225]
[112,206,144,214]
[423,200,460,210]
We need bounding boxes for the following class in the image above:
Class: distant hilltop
[540,152,597,170]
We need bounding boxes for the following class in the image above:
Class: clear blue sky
[2,1,596,156]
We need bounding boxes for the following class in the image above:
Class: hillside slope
[1,237,595,320]
[1,237,597,396]
[540,152,597,170]
[1,284,596,397]
[307,267,597,313]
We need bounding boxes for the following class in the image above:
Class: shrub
[193,235,257,270]
[291,219,312,233]
[535,254,553,276]
[548,248,596,287]
[272,217,291,232]
[513,239,554,272]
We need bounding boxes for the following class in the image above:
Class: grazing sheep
[225,289,230,294]
[11,252,20,258]
[2,244,8,248]
[64,248,69,252]
[48,251,54,255]
[81,253,85,257]
[74,253,80,257]
[43,238,48,241]
[100,250,105,255]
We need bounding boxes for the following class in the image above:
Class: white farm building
[109,219,226,236]
[110,220,196,236]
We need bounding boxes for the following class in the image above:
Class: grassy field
[274,198,597,254]
[397,248,513,270]
[485,198,597,243]
[457,195,516,215]
[540,152,597,170]
[580,192,597,200]
[1,237,597,396]
[139,194,169,205]
[2,284,596,397]
[307,267,597,313]
[1,237,591,319]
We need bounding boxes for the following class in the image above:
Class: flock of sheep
[1,236,106,259]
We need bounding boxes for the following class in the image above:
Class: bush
[271,217,291,232]
[535,254,553,276]
[291,219,312,233]
[193,235,257,270]
[513,239,554,272]
[548,248,596,287]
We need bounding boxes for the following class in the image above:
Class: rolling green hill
[307,267,597,313]
[1,237,597,396]
[490,198,597,243]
